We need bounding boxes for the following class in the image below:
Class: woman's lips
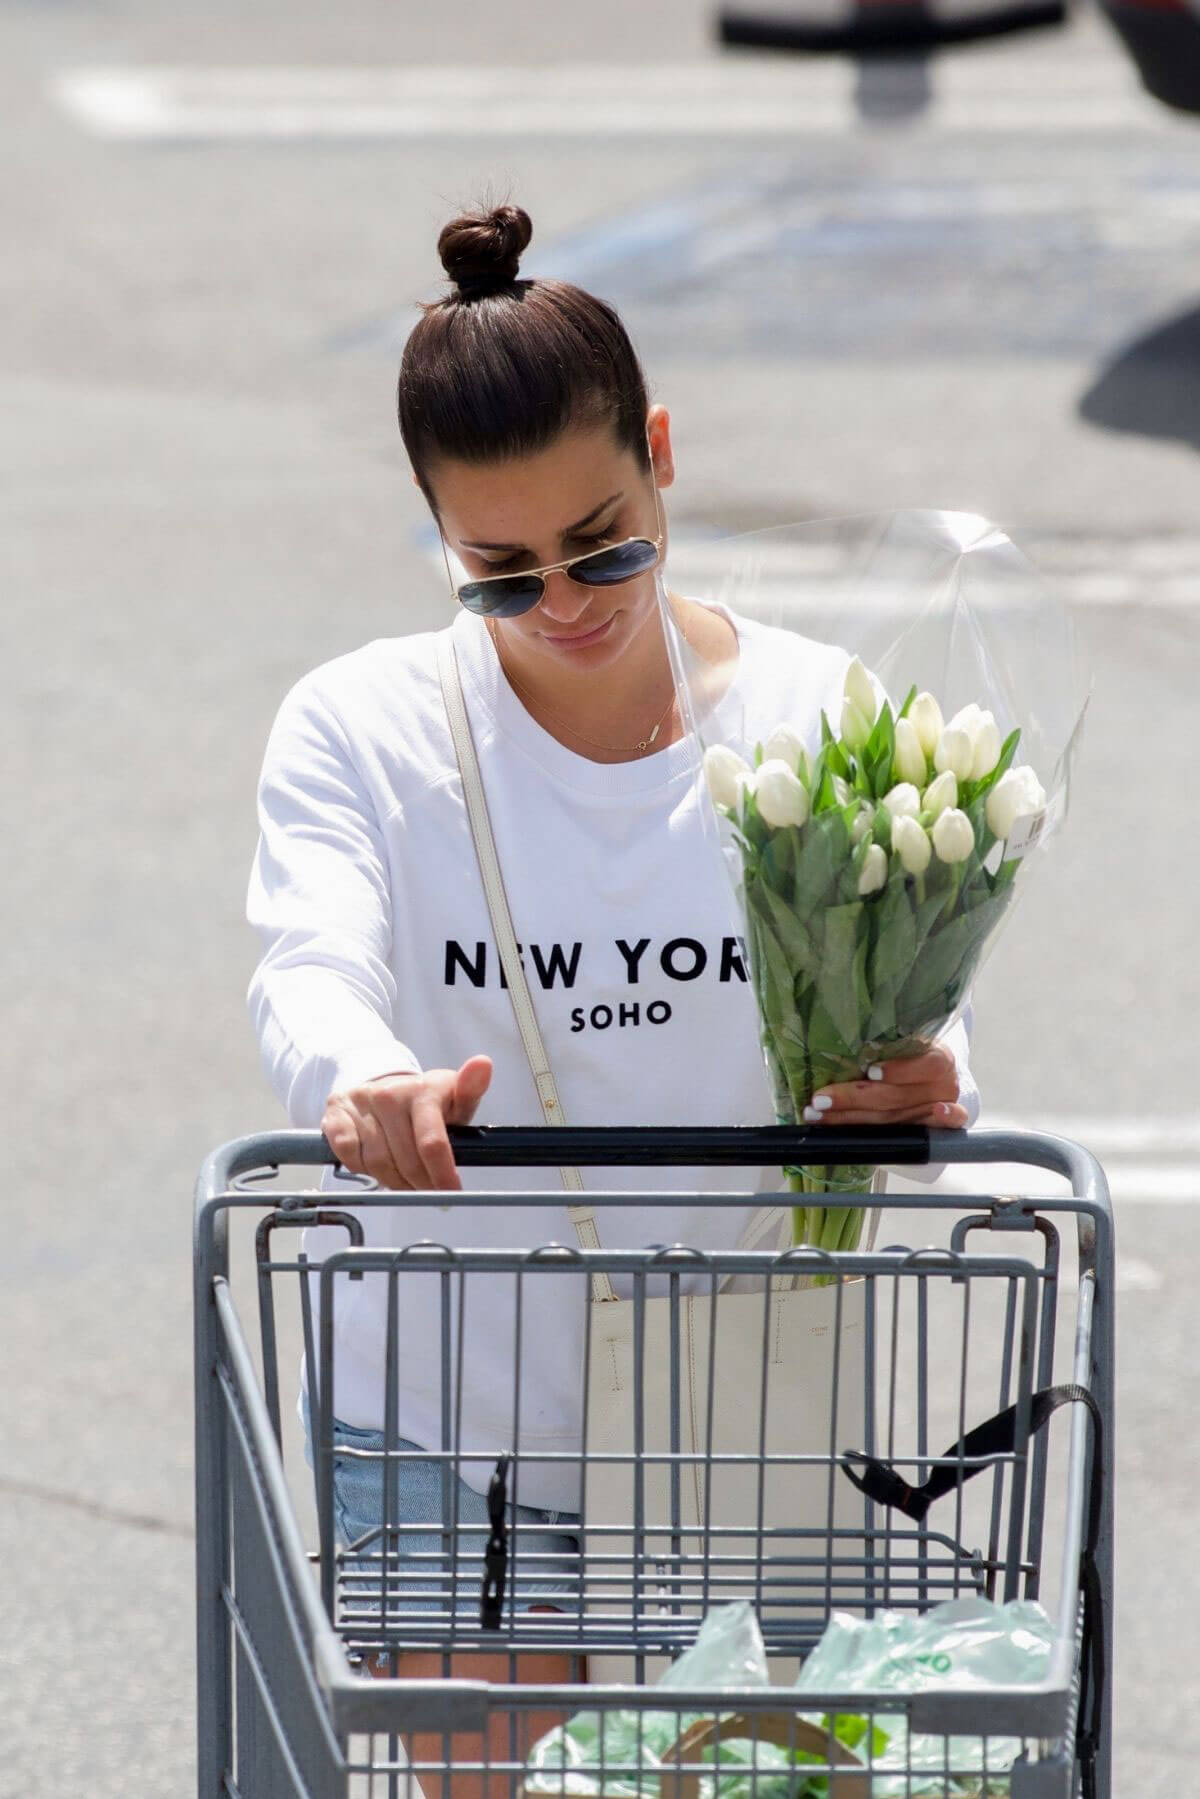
[543,615,615,648]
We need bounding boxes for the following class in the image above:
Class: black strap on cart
[481,1455,510,1631]
[841,1383,1105,1799]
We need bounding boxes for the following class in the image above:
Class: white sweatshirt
[246,598,978,1509]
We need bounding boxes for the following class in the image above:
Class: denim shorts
[301,1393,582,1616]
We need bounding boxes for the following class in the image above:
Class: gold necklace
[487,607,690,756]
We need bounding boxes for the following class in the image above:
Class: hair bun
[437,203,532,298]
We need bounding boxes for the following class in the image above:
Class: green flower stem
[938,859,964,925]
[788,1163,874,1263]
[838,1204,865,1251]
[820,1205,850,1249]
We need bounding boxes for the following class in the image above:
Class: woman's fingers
[809,1046,959,1122]
[808,1080,953,1118]
[322,1098,365,1172]
[407,1089,462,1191]
[450,1055,493,1124]
[322,1060,495,1190]
[869,1045,957,1086]
[925,1101,968,1127]
[356,1108,408,1188]
[808,1100,968,1128]
[804,1047,964,1127]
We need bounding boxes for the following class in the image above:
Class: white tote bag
[580,1219,871,1683]
[439,634,878,1682]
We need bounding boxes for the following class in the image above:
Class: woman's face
[426,408,674,673]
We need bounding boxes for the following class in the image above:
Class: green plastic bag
[794,1596,1055,1796]
[524,1603,884,1799]
[523,1602,771,1798]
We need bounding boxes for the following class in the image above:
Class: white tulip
[844,655,878,728]
[970,712,1002,780]
[892,716,927,786]
[857,843,888,896]
[945,702,1003,781]
[891,813,932,876]
[923,769,958,820]
[908,692,944,760]
[763,723,811,782]
[832,774,853,807]
[753,758,810,829]
[882,781,922,819]
[932,807,976,864]
[703,744,753,811]
[948,702,984,737]
[850,801,876,844]
[934,727,974,782]
[841,696,872,755]
[986,765,1046,841]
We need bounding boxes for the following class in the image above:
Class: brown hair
[397,199,653,516]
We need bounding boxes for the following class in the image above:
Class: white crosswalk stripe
[50,51,1184,141]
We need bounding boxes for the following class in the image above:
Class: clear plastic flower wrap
[662,510,1090,1253]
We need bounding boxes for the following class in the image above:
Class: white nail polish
[867,1065,885,1081]
[812,1094,834,1111]
[803,1106,821,1124]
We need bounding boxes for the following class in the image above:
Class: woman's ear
[647,403,676,488]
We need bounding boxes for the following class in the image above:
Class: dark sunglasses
[440,477,666,619]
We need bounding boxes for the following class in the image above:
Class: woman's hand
[321,1054,494,1190]
[803,1043,966,1128]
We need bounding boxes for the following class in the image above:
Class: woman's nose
[536,568,593,622]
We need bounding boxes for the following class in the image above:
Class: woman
[245,200,975,1730]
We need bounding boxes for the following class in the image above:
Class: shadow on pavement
[1079,301,1200,451]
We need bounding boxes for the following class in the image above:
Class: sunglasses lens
[456,574,544,617]
[570,539,660,587]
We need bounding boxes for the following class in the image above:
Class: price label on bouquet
[1005,808,1047,861]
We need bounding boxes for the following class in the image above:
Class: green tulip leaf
[896,902,998,1023]
[818,901,868,1045]
[760,825,798,903]
[974,726,1021,798]
[869,879,919,988]
[826,736,852,781]
[757,880,820,978]
[866,699,895,767]
[866,978,899,1041]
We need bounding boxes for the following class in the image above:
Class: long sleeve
[245,676,421,1129]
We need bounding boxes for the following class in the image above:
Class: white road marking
[1107,1257,1164,1292]
[50,57,1182,141]
[981,1116,1200,1158]
[889,1120,1198,1207]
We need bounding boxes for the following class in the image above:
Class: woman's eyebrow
[460,490,624,552]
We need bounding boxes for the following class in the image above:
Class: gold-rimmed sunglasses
[438,456,666,619]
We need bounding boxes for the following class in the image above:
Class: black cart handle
[330,1122,935,1169]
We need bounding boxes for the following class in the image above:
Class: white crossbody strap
[437,632,617,1304]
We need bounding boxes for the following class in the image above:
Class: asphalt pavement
[1,2,1197,1793]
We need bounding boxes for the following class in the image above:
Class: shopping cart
[194,1123,1114,1798]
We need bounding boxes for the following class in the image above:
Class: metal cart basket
[194,1124,1113,1799]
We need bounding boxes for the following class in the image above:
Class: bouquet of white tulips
[704,659,1047,1252]
[663,509,1088,1256]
